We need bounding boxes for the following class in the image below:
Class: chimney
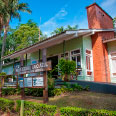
[86,3,113,29]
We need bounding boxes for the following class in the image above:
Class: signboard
[24,78,32,87]
[19,79,24,88]
[33,77,43,87]
[16,61,51,90]
[19,77,44,88]
[15,61,51,75]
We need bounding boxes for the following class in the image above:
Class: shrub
[2,87,21,96]
[0,98,14,112]
[24,101,57,116]
[60,107,116,116]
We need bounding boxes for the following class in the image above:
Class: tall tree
[0,0,31,72]
[51,25,78,35]
[13,20,40,51]
[2,20,46,55]
[113,17,116,28]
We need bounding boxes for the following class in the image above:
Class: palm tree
[0,0,31,72]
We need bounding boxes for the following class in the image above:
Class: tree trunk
[0,19,9,73]
[64,74,69,82]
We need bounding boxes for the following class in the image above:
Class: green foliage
[58,59,76,75]
[1,98,116,115]
[23,101,57,116]
[12,20,40,51]
[0,72,6,76]
[60,107,116,116]
[72,84,83,91]
[2,87,21,96]
[113,17,116,28]
[1,20,47,56]
[1,83,89,97]
[16,100,21,112]
[0,98,14,112]
[51,25,78,35]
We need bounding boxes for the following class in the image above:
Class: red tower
[86,3,114,82]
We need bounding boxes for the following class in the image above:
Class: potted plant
[58,59,76,81]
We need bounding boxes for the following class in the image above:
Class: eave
[2,29,116,60]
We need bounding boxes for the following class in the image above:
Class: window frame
[86,49,93,76]
[70,48,82,76]
[110,52,116,77]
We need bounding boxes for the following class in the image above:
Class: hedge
[60,107,116,116]
[1,98,116,116]
[16,100,57,116]
[0,97,14,112]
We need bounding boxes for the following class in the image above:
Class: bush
[2,87,21,96]
[1,98,116,116]
[0,98,14,112]
[60,107,116,116]
[23,101,57,116]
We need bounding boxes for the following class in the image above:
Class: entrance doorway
[47,55,58,78]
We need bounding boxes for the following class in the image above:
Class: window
[71,49,82,75]
[111,53,116,77]
[60,52,69,60]
[86,49,92,76]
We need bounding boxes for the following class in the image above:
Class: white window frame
[86,49,93,76]
[70,48,82,76]
[110,52,116,77]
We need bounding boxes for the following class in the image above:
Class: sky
[10,0,116,36]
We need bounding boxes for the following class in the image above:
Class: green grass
[4,91,116,111]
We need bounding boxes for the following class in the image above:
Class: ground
[4,91,116,111]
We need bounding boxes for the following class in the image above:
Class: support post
[0,76,2,97]
[63,40,66,58]
[42,48,48,103]
[20,100,24,116]
[38,49,41,62]
[20,56,25,100]
[16,75,18,88]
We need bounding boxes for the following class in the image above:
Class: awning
[2,29,116,60]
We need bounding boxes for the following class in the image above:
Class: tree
[51,25,78,35]
[0,0,31,72]
[113,17,116,28]
[2,20,46,55]
[13,20,40,51]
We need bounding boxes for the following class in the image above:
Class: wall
[29,36,93,81]
[2,36,93,82]
[2,64,13,75]
[86,3,113,29]
[82,36,94,81]
[107,41,116,83]
[86,3,114,83]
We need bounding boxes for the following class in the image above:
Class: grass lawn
[4,91,116,111]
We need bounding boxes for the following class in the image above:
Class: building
[2,3,116,83]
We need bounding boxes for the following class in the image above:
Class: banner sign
[15,61,51,75]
